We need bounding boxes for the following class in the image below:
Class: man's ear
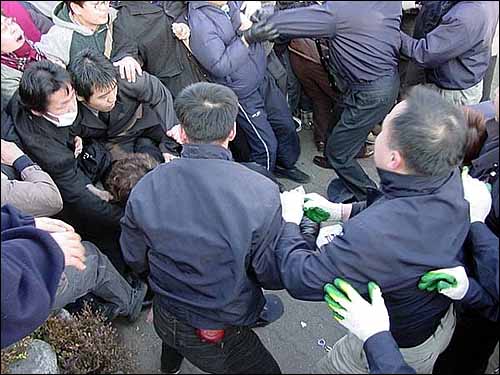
[76,94,85,102]
[227,123,237,142]
[388,150,404,171]
[30,110,43,117]
[180,125,189,144]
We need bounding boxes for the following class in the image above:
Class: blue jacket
[276,169,469,347]
[401,1,499,90]
[120,144,284,329]
[1,205,64,349]
[461,222,499,322]
[470,118,499,237]
[188,1,266,99]
[365,332,416,374]
[267,1,401,85]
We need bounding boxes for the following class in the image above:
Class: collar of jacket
[52,1,117,36]
[181,144,233,161]
[376,168,456,199]
[77,103,108,130]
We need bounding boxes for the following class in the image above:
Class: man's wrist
[13,154,34,174]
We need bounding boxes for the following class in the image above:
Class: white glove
[462,168,492,223]
[280,187,305,225]
[324,280,390,343]
[316,224,344,249]
[424,266,470,300]
[242,1,262,18]
[304,193,343,222]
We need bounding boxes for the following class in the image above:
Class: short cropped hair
[68,48,117,101]
[19,60,72,113]
[174,82,239,144]
[462,107,487,166]
[105,153,159,206]
[65,1,86,14]
[389,86,467,176]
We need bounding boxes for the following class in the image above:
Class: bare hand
[166,124,183,144]
[172,23,191,41]
[1,140,25,166]
[74,136,83,158]
[239,12,253,32]
[35,217,75,233]
[162,152,179,163]
[113,56,142,83]
[50,231,86,271]
[86,184,114,202]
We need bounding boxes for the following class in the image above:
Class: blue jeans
[326,73,400,201]
[153,301,281,374]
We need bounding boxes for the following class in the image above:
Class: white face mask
[43,109,78,128]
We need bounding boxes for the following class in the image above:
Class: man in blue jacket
[120,82,285,374]
[258,1,402,202]
[401,1,499,106]
[278,87,470,373]
[187,1,310,184]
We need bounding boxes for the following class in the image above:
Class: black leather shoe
[313,156,334,170]
[274,166,311,184]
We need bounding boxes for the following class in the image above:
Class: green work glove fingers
[418,279,440,291]
[333,278,364,303]
[324,283,350,307]
[437,280,455,292]
[324,294,347,317]
[367,281,381,302]
[332,310,345,321]
[420,272,457,285]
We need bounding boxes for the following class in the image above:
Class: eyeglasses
[85,1,110,10]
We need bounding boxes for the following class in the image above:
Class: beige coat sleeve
[1,166,63,217]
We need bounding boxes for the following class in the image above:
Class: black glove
[250,7,274,23]
[299,216,320,251]
[242,19,280,45]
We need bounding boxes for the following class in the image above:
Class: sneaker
[274,166,311,184]
[366,132,377,145]
[94,301,121,322]
[127,280,148,323]
[313,156,334,170]
[251,294,284,328]
[293,116,302,132]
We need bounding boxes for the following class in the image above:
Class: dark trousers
[236,73,300,171]
[289,52,340,145]
[325,74,400,201]
[153,302,281,374]
[433,311,499,374]
[52,241,134,315]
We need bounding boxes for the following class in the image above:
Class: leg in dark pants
[261,73,301,170]
[433,312,499,375]
[52,241,135,315]
[154,303,281,374]
[237,91,278,171]
[289,52,339,146]
[326,74,399,201]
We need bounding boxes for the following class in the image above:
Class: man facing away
[120,82,287,374]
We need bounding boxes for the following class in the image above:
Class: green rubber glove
[323,279,390,343]
[418,272,457,292]
[303,198,331,223]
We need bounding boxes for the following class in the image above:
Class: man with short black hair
[6,59,125,271]
[278,86,470,373]
[68,48,179,163]
[120,82,285,374]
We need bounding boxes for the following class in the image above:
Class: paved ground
[114,126,499,373]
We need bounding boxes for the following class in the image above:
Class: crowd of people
[0,1,498,374]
